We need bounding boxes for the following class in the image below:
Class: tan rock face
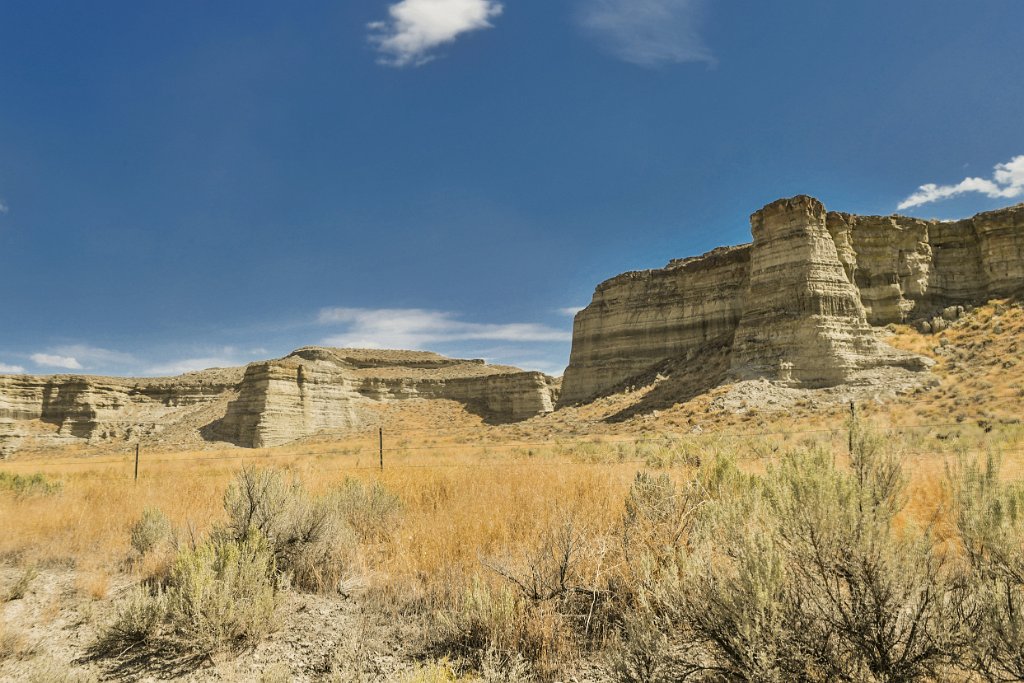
[730,196,928,386]
[560,246,750,404]
[214,348,559,448]
[0,348,558,454]
[561,196,1024,404]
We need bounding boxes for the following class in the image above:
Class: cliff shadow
[603,346,733,424]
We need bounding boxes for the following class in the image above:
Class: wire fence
[3,399,1022,482]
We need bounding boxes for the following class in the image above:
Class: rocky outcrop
[562,196,1024,404]
[0,371,243,456]
[1,348,558,455]
[730,197,929,385]
[214,348,559,448]
[560,246,751,404]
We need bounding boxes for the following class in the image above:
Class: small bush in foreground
[952,453,1024,681]
[166,530,277,651]
[608,423,969,682]
[223,466,367,592]
[100,531,276,655]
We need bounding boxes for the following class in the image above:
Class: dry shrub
[100,530,276,655]
[952,452,1024,681]
[0,620,32,662]
[225,466,364,589]
[329,477,403,543]
[609,423,969,682]
[3,566,37,602]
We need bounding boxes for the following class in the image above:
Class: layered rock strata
[0,348,558,455]
[730,197,928,385]
[561,196,1024,404]
[213,348,558,448]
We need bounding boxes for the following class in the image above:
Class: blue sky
[1,0,1022,377]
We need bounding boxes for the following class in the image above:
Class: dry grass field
[2,301,1024,682]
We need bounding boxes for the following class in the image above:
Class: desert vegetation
[1,408,1024,681]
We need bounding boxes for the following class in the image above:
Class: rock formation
[561,196,1024,404]
[212,348,559,448]
[0,348,558,455]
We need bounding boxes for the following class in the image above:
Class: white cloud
[369,0,503,67]
[0,363,25,374]
[898,155,1024,210]
[577,0,715,67]
[145,357,238,376]
[558,306,585,316]
[31,353,83,370]
[318,307,571,349]
[50,345,137,369]
[0,200,8,214]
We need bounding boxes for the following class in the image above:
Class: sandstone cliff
[561,196,1024,404]
[0,348,558,455]
[211,348,558,448]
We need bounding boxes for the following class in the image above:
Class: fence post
[134,443,140,482]
[848,401,856,457]
[379,427,384,471]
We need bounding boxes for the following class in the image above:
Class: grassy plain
[1,301,1023,680]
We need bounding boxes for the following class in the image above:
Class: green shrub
[129,507,173,556]
[609,423,968,682]
[165,530,277,651]
[0,472,62,497]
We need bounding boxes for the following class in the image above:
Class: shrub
[129,507,173,557]
[165,530,277,651]
[99,531,277,656]
[330,477,403,543]
[97,585,167,655]
[223,466,359,593]
[608,424,968,682]
[3,567,37,602]
[0,472,62,497]
[952,453,1024,681]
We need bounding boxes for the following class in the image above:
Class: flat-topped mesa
[560,196,1024,405]
[211,348,559,448]
[0,348,559,455]
[730,196,928,385]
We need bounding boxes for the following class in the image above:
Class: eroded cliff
[0,348,559,455]
[561,196,1024,404]
[212,348,559,448]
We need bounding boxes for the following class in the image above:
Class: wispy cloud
[577,0,715,67]
[369,0,503,67]
[30,353,83,370]
[0,362,25,374]
[318,307,571,349]
[28,345,137,374]
[898,155,1024,210]
[0,200,8,214]
[558,306,585,316]
[51,345,137,369]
